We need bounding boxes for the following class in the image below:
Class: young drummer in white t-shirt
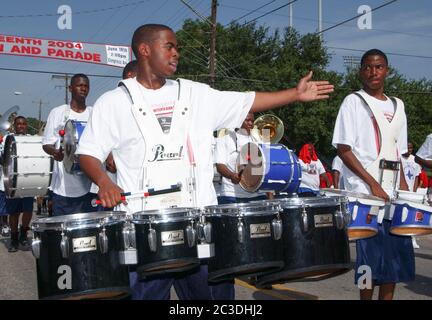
[332,49,414,300]
[76,24,334,300]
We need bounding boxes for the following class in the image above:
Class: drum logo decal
[366,214,373,225]
[72,236,97,253]
[250,223,271,238]
[314,214,333,228]
[149,144,183,162]
[415,211,424,222]
[161,230,184,246]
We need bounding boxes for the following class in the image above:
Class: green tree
[175,19,432,165]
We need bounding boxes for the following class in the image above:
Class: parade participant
[215,112,272,205]
[401,142,422,249]
[42,74,93,216]
[401,142,421,192]
[297,143,330,196]
[332,49,413,300]
[76,24,334,300]
[415,134,432,169]
[4,117,34,252]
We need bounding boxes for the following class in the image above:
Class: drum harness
[354,91,405,222]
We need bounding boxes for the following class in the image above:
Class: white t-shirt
[417,134,432,160]
[140,81,177,133]
[42,104,93,197]
[332,90,408,193]
[299,158,326,191]
[215,130,266,198]
[76,79,254,212]
[401,154,421,192]
[332,156,344,189]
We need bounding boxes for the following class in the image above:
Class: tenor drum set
[7,114,429,300]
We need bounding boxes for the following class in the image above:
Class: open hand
[296,71,334,102]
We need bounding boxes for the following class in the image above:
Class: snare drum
[321,189,385,240]
[237,142,301,193]
[390,190,432,236]
[255,196,351,287]
[204,202,284,283]
[132,208,201,279]
[62,120,87,174]
[31,212,131,300]
[3,135,53,198]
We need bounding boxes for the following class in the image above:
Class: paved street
[1,212,431,300]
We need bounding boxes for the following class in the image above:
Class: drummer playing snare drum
[332,49,414,300]
[75,24,334,301]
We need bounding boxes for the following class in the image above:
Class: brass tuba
[250,114,284,143]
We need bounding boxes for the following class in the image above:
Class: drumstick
[91,183,182,207]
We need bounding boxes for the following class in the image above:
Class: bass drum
[255,195,352,287]
[237,142,301,194]
[3,134,53,198]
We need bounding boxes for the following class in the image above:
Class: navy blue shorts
[52,192,95,216]
[6,197,34,215]
[354,220,415,285]
[0,191,7,216]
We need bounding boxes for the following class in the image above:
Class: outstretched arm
[251,71,334,112]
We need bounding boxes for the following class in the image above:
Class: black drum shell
[256,200,352,286]
[35,221,131,300]
[207,213,284,283]
[133,219,200,280]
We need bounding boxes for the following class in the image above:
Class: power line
[0,1,150,19]
[226,0,276,26]
[179,0,213,27]
[316,0,398,35]
[328,46,432,60]
[243,0,300,26]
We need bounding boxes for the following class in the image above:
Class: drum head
[63,120,79,174]
[31,211,126,232]
[3,135,17,197]
[237,142,264,192]
[205,202,280,216]
[396,190,426,203]
[320,188,385,205]
[133,207,199,223]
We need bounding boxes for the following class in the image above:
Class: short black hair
[122,60,138,79]
[131,24,174,58]
[361,49,388,67]
[70,73,89,86]
[13,116,27,124]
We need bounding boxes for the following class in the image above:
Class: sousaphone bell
[250,114,284,143]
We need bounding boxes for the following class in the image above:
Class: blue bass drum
[237,142,301,194]
[63,120,87,174]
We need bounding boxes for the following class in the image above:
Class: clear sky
[0,0,431,120]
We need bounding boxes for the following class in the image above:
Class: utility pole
[52,74,70,105]
[318,0,323,40]
[33,99,49,130]
[209,0,217,87]
[289,2,293,28]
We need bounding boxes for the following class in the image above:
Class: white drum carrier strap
[354,91,405,193]
[119,78,195,211]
